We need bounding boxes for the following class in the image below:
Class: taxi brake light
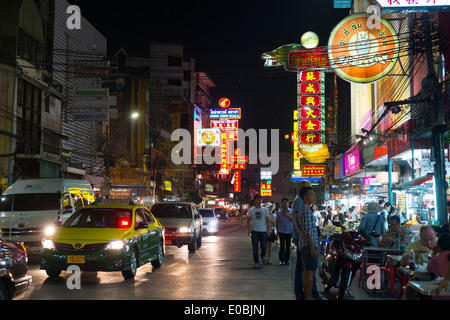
[119,219,130,228]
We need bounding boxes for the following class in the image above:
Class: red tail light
[119,219,130,228]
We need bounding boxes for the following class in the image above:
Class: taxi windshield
[63,208,132,228]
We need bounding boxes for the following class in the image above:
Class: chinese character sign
[296,70,329,164]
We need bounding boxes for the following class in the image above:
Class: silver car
[151,202,202,253]
[198,208,219,234]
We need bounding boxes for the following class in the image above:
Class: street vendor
[400,225,437,267]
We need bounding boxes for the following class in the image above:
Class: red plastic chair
[379,266,398,295]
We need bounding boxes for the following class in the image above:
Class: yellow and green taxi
[40,203,164,279]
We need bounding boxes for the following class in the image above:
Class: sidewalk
[288,243,399,300]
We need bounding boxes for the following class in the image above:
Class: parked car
[151,202,202,253]
[198,208,219,234]
[0,237,32,300]
[40,204,165,279]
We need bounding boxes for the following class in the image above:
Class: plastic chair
[379,266,398,295]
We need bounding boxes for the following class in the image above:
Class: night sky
[70,0,349,153]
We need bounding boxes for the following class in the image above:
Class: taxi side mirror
[137,221,149,229]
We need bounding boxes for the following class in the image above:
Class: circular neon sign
[327,13,399,83]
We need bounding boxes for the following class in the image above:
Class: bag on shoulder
[369,215,381,238]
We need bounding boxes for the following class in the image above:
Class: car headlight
[179,227,192,233]
[42,239,55,250]
[209,221,217,228]
[44,225,56,236]
[105,240,126,250]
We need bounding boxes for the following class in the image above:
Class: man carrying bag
[358,202,386,247]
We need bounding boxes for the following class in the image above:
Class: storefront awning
[394,174,433,190]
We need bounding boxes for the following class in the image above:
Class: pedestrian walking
[292,181,323,300]
[265,201,277,264]
[247,194,270,269]
[276,198,293,265]
[297,186,320,300]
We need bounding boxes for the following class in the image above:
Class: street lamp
[131,112,139,119]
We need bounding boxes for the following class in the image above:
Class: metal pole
[423,13,448,226]
[8,62,18,186]
[388,157,393,204]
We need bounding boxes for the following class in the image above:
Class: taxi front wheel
[122,249,137,279]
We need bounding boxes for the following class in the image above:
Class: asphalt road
[15,217,400,302]
[15,218,294,300]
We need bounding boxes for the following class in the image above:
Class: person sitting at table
[400,225,437,268]
[379,215,409,249]
[433,253,450,295]
[427,233,450,278]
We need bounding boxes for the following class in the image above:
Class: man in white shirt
[247,194,270,269]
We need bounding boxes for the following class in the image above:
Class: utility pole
[422,13,448,226]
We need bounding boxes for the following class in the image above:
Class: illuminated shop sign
[298,71,325,82]
[298,82,325,95]
[211,120,239,129]
[210,108,241,119]
[233,171,241,193]
[302,165,326,177]
[299,120,324,132]
[196,128,221,146]
[290,171,323,182]
[286,48,331,71]
[261,179,272,196]
[327,13,399,83]
[376,0,450,9]
[221,130,238,141]
[298,107,322,119]
[298,95,325,107]
[299,132,324,144]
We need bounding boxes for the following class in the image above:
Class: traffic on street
[1,0,450,306]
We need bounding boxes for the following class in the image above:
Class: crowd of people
[246,180,450,300]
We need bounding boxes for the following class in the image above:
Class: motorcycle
[319,222,366,300]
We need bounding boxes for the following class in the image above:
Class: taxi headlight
[105,240,126,250]
[42,239,55,250]
[44,225,56,236]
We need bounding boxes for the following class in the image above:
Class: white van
[0,179,95,253]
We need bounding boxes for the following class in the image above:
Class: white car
[199,208,219,234]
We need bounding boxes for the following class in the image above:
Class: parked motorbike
[319,222,366,300]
